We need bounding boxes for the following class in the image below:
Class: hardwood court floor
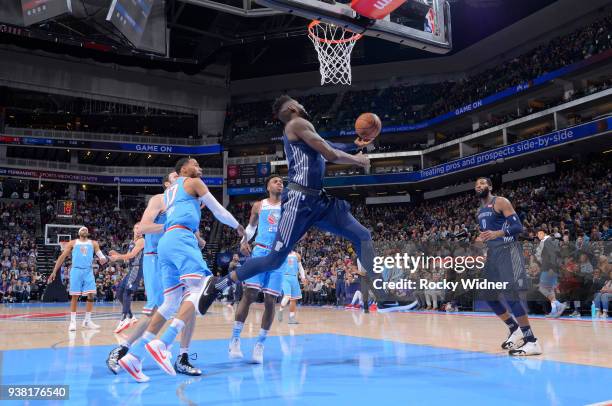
[0,302,610,405]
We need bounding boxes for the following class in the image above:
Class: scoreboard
[56,200,76,218]
[227,163,271,187]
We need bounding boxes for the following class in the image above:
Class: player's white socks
[232,321,244,340]
[85,312,92,322]
[180,347,188,355]
[289,312,295,318]
[70,312,77,323]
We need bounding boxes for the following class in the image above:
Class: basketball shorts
[157,228,211,295]
[282,274,302,299]
[244,244,284,296]
[69,266,96,296]
[483,241,530,300]
[142,253,164,315]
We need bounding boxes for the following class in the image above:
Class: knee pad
[487,300,508,316]
[507,300,527,318]
[157,288,183,319]
[281,295,290,307]
[183,277,205,312]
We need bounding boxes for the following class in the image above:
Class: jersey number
[481,219,486,229]
[164,184,179,210]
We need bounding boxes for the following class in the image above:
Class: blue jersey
[477,196,516,247]
[164,177,200,232]
[285,253,300,277]
[283,132,325,190]
[128,239,144,272]
[254,199,281,248]
[144,209,166,253]
[71,239,94,269]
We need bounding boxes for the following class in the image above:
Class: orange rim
[308,20,363,44]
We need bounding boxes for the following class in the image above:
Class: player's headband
[79,227,88,234]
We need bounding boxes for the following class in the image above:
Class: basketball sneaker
[252,342,264,364]
[114,318,131,334]
[175,353,202,376]
[229,338,243,359]
[501,327,523,350]
[119,353,150,383]
[197,276,218,315]
[129,316,138,326]
[288,315,299,324]
[68,321,77,331]
[277,307,284,321]
[551,302,567,318]
[146,339,176,376]
[570,310,581,318]
[82,319,100,329]
[508,339,542,356]
[107,345,129,375]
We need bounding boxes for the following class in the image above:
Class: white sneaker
[145,339,176,376]
[119,353,150,383]
[501,328,523,350]
[114,319,130,334]
[68,321,77,331]
[277,308,284,322]
[509,339,543,356]
[229,338,243,359]
[82,320,100,329]
[551,302,567,318]
[252,342,264,364]
[570,310,581,318]
[130,316,138,326]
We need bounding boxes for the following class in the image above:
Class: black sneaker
[175,353,202,376]
[106,345,128,375]
[197,276,219,315]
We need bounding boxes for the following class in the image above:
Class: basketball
[355,112,382,141]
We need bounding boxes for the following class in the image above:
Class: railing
[4,127,205,146]
[4,158,223,176]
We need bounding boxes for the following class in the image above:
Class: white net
[308,21,362,86]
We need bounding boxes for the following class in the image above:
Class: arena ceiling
[0,0,559,79]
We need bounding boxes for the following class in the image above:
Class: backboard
[252,0,452,53]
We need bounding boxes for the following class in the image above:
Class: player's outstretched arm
[185,178,245,237]
[48,240,74,283]
[240,201,261,255]
[288,118,370,168]
[140,194,165,235]
[92,240,108,265]
[110,238,144,262]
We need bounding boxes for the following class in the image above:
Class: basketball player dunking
[106,172,205,377]
[475,177,542,356]
[119,158,244,382]
[198,95,377,315]
[48,226,108,331]
[229,175,286,364]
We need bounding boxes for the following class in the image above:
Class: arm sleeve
[95,250,107,261]
[503,214,523,237]
[199,192,239,229]
[243,224,257,243]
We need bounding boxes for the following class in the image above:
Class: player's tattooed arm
[48,240,74,283]
[240,200,261,255]
[139,194,165,235]
[288,117,370,168]
[110,238,144,262]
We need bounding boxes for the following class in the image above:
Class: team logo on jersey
[79,245,88,256]
[267,212,280,225]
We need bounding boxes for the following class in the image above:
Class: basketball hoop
[308,20,362,86]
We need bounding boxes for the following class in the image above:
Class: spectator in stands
[592,270,611,318]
